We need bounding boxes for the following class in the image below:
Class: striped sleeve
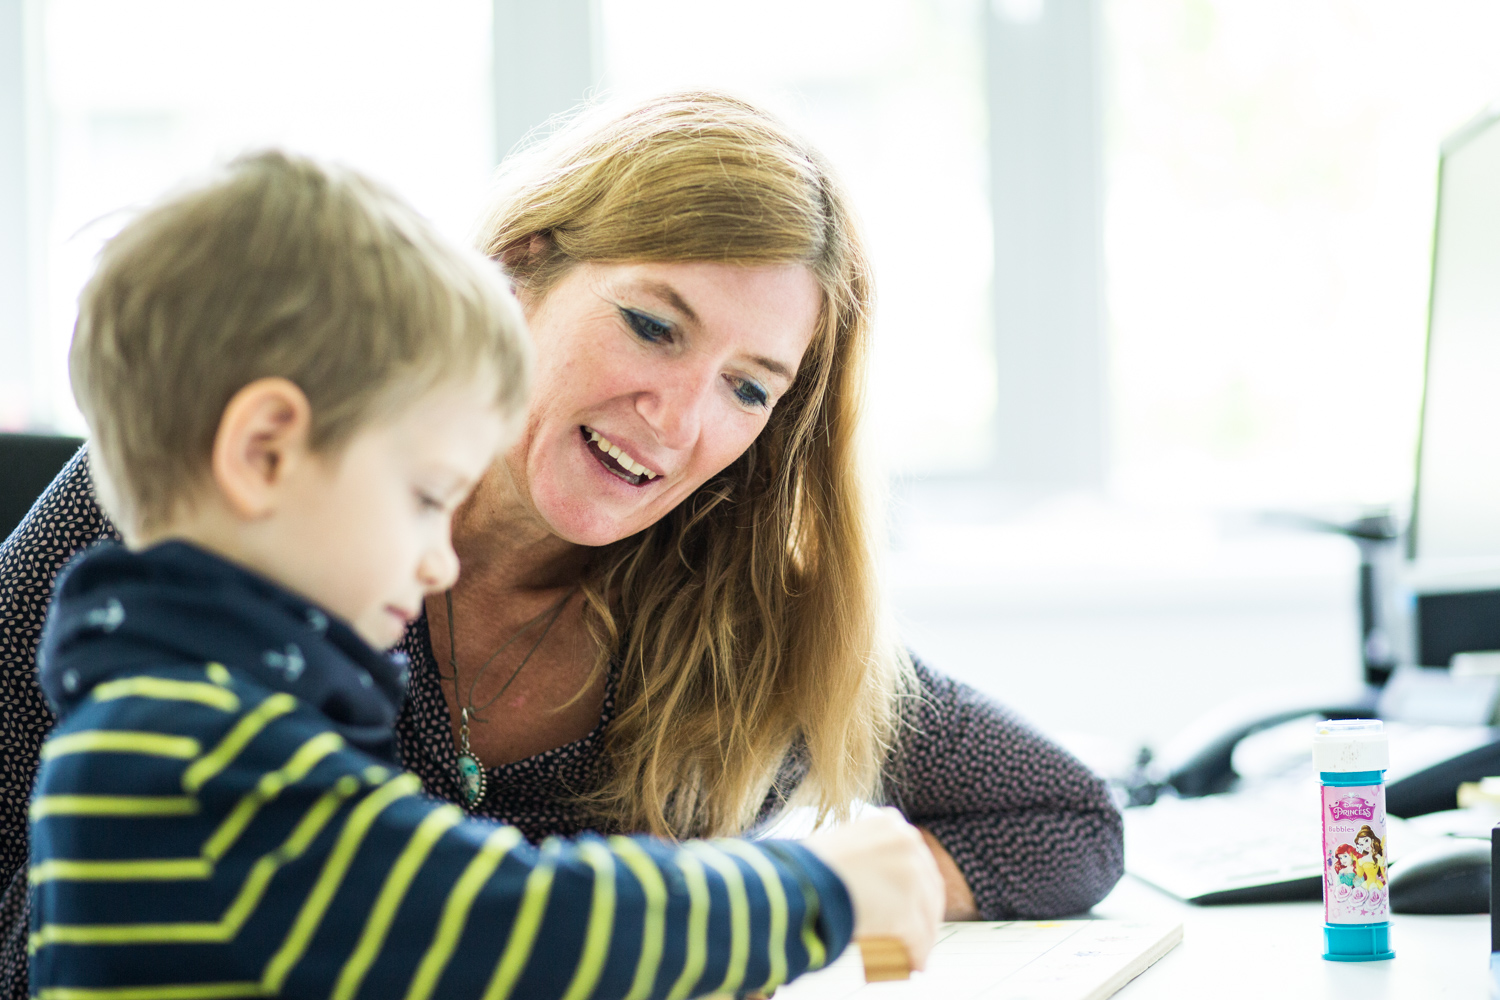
[27,668,853,1000]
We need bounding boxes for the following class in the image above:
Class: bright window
[1105,0,1500,509]
[26,0,494,431]
[600,0,998,477]
[15,0,1500,511]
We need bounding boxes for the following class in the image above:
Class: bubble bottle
[1315,719,1394,961]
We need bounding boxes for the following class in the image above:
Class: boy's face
[265,379,508,648]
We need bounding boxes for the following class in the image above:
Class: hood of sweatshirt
[38,540,407,762]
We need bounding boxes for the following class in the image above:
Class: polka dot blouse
[0,450,1124,999]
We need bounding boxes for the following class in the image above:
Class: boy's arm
[28,693,853,1000]
[298,781,852,1000]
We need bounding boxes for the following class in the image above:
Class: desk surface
[1096,875,1489,998]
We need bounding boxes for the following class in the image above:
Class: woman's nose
[635,368,714,450]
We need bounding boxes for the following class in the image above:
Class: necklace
[442,586,575,806]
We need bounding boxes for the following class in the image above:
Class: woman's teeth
[586,429,657,479]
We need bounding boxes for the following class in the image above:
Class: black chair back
[1,433,85,543]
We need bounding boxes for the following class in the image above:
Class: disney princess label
[1321,785,1388,922]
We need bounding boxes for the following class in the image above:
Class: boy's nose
[420,536,461,593]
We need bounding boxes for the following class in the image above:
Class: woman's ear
[210,377,314,521]
[498,232,553,305]
[498,231,551,270]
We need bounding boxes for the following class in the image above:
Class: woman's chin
[525,441,673,546]
[529,483,653,548]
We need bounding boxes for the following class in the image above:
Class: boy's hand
[802,808,944,971]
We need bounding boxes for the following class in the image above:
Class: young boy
[28,152,937,1000]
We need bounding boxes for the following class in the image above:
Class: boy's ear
[211,377,314,520]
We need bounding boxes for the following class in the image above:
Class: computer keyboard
[1125,780,1424,904]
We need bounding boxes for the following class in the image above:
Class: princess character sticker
[1321,784,1390,922]
[1353,825,1386,890]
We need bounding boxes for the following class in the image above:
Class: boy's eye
[622,308,672,343]
[733,378,769,409]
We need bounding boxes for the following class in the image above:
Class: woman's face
[509,260,821,546]
[1356,835,1372,854]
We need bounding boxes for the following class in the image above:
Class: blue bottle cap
[1323,922,1394,962]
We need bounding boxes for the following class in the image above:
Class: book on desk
[776,921,1182,1000]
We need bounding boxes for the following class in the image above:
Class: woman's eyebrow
[749,355,794,381]
[638,280,700,324]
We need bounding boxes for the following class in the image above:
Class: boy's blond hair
[70,150,530,537]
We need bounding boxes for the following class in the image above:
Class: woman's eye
[415,491,444,513]
[622,308,672,343]
[733,379,770,409]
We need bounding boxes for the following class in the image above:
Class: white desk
[1096,875,1489,998]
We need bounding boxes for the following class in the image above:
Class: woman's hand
[917,826,980,921]
[802,808,944,970]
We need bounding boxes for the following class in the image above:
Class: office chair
[1,433,85,543]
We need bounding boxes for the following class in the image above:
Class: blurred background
[4,0,1498,773]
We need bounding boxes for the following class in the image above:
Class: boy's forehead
[377,379,508,467]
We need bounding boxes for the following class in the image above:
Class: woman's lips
[580,426,657,487]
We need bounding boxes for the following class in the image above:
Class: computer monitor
[1407,106,1500,667]
[1412,107,1500,563]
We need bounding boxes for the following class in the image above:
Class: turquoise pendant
[457,753,486,806]
[456,708,486,806]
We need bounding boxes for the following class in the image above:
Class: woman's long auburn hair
[476,91,913,839]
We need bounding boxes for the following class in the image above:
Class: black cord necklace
[443,586,575,806]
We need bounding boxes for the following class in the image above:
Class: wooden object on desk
[857,937,911,981]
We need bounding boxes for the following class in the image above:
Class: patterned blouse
[0,450,1124,998]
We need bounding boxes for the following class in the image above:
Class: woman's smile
[580,425,660,486]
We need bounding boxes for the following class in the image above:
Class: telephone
[1134,685,1500,817]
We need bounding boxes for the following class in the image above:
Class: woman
[0,91,1123,991]
[1353,826,1385,890]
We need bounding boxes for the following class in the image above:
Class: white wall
[0,0,40,423]
[888,492,1362,770]
[492,0,598,162]
[987,0,1107,490]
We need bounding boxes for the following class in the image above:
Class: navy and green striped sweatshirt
[28,541,852,1000]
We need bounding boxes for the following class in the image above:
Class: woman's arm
[0,447,117,999]
[887,658,1124,920]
